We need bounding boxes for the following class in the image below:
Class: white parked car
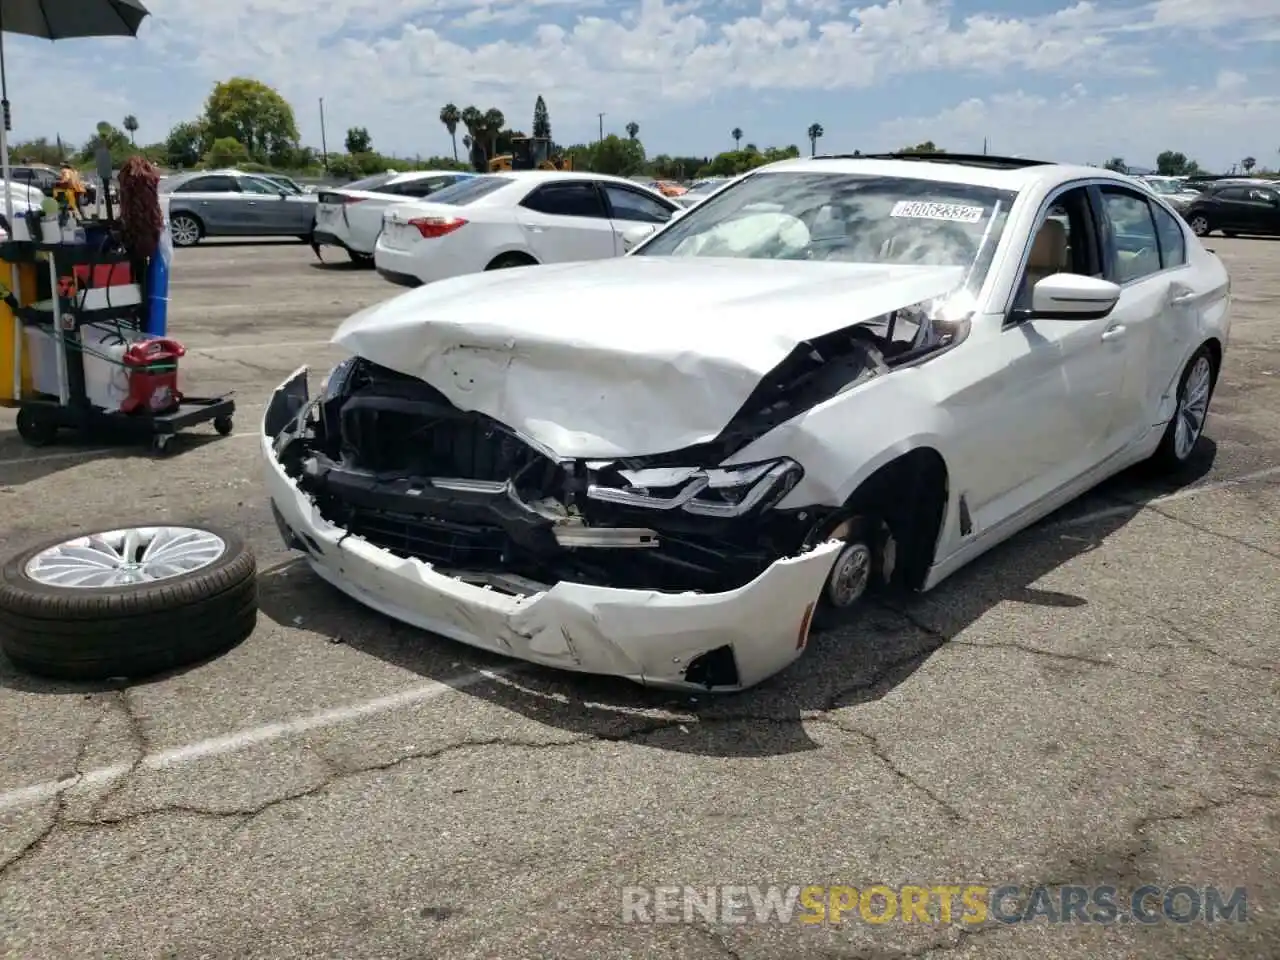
[263,154,1231,692]
[372,171,681,287]
[673,177,731,208]
[313,170,475,264]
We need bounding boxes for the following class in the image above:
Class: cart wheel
[152,434,176,456]
[213,415,234,436]
[16,407,58,447]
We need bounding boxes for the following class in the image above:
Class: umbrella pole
[0,28,22,402]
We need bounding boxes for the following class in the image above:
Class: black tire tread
[0,525,258,680]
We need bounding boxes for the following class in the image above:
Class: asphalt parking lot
[0,238,1277,959]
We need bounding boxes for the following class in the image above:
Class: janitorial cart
[0,155,236,455]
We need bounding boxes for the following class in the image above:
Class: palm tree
[123,114,139,144]
[807,123,824,156]
[625,121,639,140]
[1241,156,1256,173]
[439,103,460,162]
[460,106,483,168]
[731,127,743,149]
[482,108,505,159]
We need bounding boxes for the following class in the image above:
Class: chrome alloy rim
[827,542,872,608]
[170,217,199,245]
[25,527,226,588]
[1174,356,1213,461]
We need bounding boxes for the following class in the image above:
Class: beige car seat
[1025,218,1068,288]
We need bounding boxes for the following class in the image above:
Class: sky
[4,0,1279,172]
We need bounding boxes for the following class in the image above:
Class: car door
[599,182,679,247]
[237,175,302,234]
[515,180,618,261]
[172,175,243,233]
[965,184,1126,530]
[1246,187,1280,235]
[1209,186,1252,232]
[1094,184,1178,450]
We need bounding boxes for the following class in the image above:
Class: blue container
[144,247,170,336]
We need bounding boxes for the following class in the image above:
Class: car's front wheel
[1187,214,1211,237]
[812,515,896,629]
[1149,344,1217,471]
[170,214,202,247]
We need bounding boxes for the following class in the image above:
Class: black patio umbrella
[1,0,151,222]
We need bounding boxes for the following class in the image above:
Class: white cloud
[3,0,1278,163]
[873,83,1280,171]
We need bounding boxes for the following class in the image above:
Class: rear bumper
[261,367,841,692]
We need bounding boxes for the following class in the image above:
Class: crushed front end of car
[262,360,843,691]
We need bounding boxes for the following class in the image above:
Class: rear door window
[175,175,238,194]
[602,184,676,223]
[1099,187,1161,283]
[1151,204,1186,269]
[521,182,608,218]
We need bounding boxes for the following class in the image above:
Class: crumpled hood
[332,257,963,459]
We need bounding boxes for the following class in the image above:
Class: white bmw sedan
[263,153,1231,692]
[372,171,682,287]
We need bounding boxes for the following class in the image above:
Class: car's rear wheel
[170,214,202,247]
[347,250,374,266]
[486,252,537,270]
[1187,214,1211,237]
[1149,345,1216,471]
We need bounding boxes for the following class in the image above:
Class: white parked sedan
[263,153,1230,692]
[372,171,681,287]
[312,170,475,263]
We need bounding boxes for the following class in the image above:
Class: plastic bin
[24,323,133,411]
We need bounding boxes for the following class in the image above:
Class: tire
[0,525,257,681]
[213,415,234,436]
[347,249,374,266]
[1148,344,1217,472]
[486,253,537,270]
[1187,214,1211,237]
[16,406,58,447]
[169,214,202,248]
[811,515,895,630]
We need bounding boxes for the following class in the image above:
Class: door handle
[247,201,257,205]
[1169,290,1195,305]
[1101,325,1126,342]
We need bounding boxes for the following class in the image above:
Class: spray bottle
[144,210,173,337]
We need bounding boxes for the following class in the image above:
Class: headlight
[586,458,802,518]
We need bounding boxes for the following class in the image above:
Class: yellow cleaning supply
[0,260,39,404]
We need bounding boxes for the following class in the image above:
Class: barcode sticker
[890,201,985,223]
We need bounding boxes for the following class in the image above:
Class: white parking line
[0,666,520,813]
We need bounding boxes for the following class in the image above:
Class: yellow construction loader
[488,136,573,173]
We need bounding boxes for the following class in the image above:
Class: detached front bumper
[261,368,842,692]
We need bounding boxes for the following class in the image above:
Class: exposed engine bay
[274,305,962,595]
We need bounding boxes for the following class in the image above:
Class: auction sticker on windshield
[890,201,985,223]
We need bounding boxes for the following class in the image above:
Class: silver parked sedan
[159,169,318,247]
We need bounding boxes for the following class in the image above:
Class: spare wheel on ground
[0,524,257,681]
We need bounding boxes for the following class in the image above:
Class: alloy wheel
[1188,216,1209,237]
[170,216,200,246]
[1173,355,1213,460]
[25,527,227,588]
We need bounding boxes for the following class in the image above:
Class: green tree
[203,136,249,168]
[532,96,551,140]
[123,114,139,144]
[164,120,207,169]
[8,137,61,165]
[460,106,484,169]
[202,77,300,163]
[1155,150,1200,176]
[807,123,823,156]
[731,126,743,149]
[1104,157,1127,173]
[439,103,460,162]
[575,134,646,175]
[345,126,372,154]
[482,108,505,159]
[899,140,942,154]
[625,121,639,140]
[1242,156,1256,173]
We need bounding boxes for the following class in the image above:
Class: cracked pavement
[1,238,1277,959]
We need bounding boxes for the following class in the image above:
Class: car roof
[748,154,1133,192]
[499,170,662,189]
[387,170,475,183]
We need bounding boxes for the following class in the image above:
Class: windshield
[344,172,398,192]
[635,171,1015,292]
[423,175,513,206]
[1142,178,1182,195]
[687,180,725,195]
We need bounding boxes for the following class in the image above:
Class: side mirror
[620,224,657,251]
[1030,273,1121,320]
